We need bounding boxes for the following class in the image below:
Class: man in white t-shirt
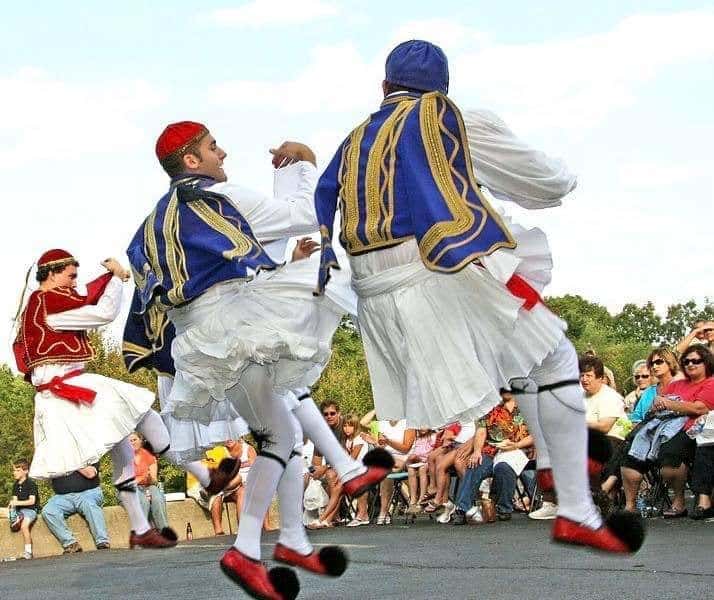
[579,356,626,441]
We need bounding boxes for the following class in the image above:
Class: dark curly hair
[36,260,79,283]
[680,345,714,379]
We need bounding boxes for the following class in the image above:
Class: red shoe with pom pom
[342,448,394,498]
[552,512,646,554]
[129,527,178,549]
[273,543,348,577]
[220,547,300,600]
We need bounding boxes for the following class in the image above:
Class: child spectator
[406,428,436,514]
[342,414,370,526]
[9,458,40,559]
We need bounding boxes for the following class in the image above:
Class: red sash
[506,274,542,311]
[35,369,96,406]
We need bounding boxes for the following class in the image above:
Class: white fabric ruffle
[350,239,523,429]
[29,364,155,479]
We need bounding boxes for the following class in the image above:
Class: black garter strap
[297,392,310,401]
[157,444,171,456]
[290,449,302,460]
[260,451,287,469]
[538,379,581,393]
[115,478,137,493]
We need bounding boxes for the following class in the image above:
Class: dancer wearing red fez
[125,122,392,599]
[13,251,180,548]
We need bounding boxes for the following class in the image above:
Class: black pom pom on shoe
[588,430,612,465]
[160,527,178,542]
[363,447,395,470]
[268,566,300,600]
[606,511,646,553]
[318,545,349,577]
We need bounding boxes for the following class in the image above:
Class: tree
[612,302,663,345]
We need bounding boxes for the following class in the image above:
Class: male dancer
[126,123,391,599]
[315,39,644,554]
[13,250,177,548]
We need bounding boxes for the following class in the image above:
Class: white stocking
[111,438,150,535]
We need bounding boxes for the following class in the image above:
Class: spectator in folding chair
[451,390,535,524]
[373,420,415,525]
[342,414,371,527]
[420,422,462,507]
[210,439,256,535]
[621,346,714,517]
[424,420,475,516]
[405,428,437,515]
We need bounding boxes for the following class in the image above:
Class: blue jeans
[41,487,109,548]
[491,464,536,514]
[17,508,38,523]
[455,455,495,511]
[138,484,169,530]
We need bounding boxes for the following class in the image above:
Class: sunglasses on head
[650,359,665,366]
[683,358,704,366]
[323,411,337,416]
[634,374,650,380]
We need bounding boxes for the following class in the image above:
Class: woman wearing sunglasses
[629,349,679,424]
[623,346,714,517]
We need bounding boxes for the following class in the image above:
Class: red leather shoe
[220,547,299,600]
[536,469,555,493]
[342,448,394,498]
[129,527,178,549]
[552,513,645,554]
[273,543,347,577]
[205,457,242,495]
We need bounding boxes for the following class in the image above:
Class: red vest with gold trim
[14,273,113,374]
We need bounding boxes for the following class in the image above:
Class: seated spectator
[342,414,371,527]
[309,401,345,528]
[623,360,653,414]
[425,420,475,515]
[580,355,627,446]
[451,390,535,524]
[420,421,462,506]
[621,346,714,517]
[630,349,679,423]
[128,432,169,532]
[8,458,40,559]
[691,427,714,520]
[405,428,436,515]
[603,366,618,391]
[210,438,256,535]
[41,464,110,553]
[374,419,416,525]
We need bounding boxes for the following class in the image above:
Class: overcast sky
[2,0,713,367]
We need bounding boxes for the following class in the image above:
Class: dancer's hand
[102,258,130,281]
[291,237,319,262]
[269,141,316,167]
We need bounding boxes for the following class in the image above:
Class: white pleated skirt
[162,273,344,463]
[30,366,155,479]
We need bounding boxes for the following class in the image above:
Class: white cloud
[0,69,166,169]
[205,0,339,27]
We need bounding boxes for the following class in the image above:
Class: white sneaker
[466,505,483,523]
[437,501,456,524]
[528,501,558,520]
[22,551,32,560]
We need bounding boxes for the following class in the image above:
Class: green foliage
[313,320,375,416]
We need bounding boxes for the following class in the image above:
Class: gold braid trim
[339,117,370,251]
[187,197,253,259]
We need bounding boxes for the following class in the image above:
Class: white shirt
[455,421,476,444]
[208,161,318,242]
[585,384,626,439]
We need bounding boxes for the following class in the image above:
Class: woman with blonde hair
[629,348,679,423]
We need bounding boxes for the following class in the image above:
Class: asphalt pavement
[1,514,712,600]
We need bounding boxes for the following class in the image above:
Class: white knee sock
[230,369,297,560]
[510,378,551,470]
[137,409,171,454]
[538,388,602,528]
[292,392,363,482]
[277,451,313,555]
[112,438,150,535]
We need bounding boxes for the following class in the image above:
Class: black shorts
[622,430,696,473]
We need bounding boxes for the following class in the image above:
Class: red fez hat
[155,121,209,161]
[38,249,76,268]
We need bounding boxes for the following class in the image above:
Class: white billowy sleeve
[211,161,319,240]
[46,277,124,330]
[464,109,577,209]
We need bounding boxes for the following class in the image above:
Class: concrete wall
[0,499,240,558]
